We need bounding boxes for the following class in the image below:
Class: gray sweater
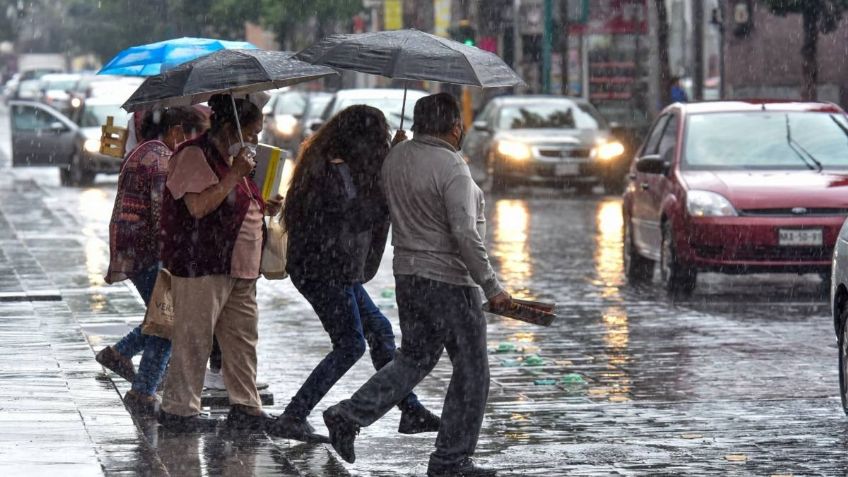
[382,134,504,299]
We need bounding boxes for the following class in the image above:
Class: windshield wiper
[785,114,823,172]
[829,114,848,139]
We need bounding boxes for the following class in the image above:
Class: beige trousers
[161,274,261,416]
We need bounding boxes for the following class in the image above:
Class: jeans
[113,263,172,396]
[284,276,422,420]
[334,275,490,469]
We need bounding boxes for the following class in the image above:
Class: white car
[831,218,848,414]
[317,88,429,136]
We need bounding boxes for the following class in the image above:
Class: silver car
[462,95,625,194]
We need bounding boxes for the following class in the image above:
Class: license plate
[555,163,580,176]
[778,228,823,246]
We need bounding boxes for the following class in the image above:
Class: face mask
[228,141,258,158]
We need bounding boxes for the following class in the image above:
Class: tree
[654,0,672,108]
[763,0,848,100]
[261,0,362,50]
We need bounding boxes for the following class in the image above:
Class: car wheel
[62,153,95,187]
[660,220,696,295]
[623,218,654,283]
[838,305,848,416]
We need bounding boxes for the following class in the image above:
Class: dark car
[462,95,626,194]
[623,100,848,295]
[261,89,307,153]
[298,91,333,143]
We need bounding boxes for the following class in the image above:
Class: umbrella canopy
[294,29,524,88]
[122,49,337,112]
[99,37,258,76]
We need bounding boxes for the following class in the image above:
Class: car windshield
[79,104,127,128]
[498,103,608,130]
[304,95,332,120]
[333,96,421,129]
[43,79,77,91]
[683,111,848,170]
[273,92,306,116]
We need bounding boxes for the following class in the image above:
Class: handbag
[141,269,174,339]
[260,211,288,280]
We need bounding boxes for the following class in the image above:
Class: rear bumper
[678,215,844,273]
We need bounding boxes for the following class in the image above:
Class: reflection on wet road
[7,156,847,475]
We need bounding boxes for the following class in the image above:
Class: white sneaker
[204,368,227,391]
[203,368,269,391]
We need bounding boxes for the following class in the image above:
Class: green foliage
[762,0,848,32]
[261,0,362,48]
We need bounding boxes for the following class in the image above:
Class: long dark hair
[285,105,390,231]
[207,93,262,137]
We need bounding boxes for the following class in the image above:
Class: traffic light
[448,20,476,47]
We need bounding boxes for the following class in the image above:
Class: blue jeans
[113,264,172,396]
[284,277,422,420]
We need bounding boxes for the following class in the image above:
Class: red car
[623,100,848,294]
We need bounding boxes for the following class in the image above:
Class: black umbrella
[295,29,524,129]
[123,49,337,146]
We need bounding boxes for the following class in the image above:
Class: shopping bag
[142,269,174,339]
[260,211,288,280]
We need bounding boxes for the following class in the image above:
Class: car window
[683,111,848,170]
[79,104,128,128]
[12,105,59,131]
[476,102,495,125]
[273,92,306,116]
[656,114,679,160]
[641,115,669,156]
[303,95,332,120]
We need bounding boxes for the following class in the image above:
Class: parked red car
[622,100,848,294]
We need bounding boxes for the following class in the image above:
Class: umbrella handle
[230,93,245,147]
[399,82,408,131]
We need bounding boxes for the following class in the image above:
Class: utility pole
[513,0,522,93]
[542,0,553,93]
[559,0,570,96]
[692,0,704,100]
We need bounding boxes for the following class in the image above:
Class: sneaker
[398,406,441,434]
[96,346,136,383]
[203,369,269,391]
[158,410,221,432]
[268,413,331,443]
[427,458,497,477]
[225,404,273,432]
[123,390,160,417]
[323,405,360,464]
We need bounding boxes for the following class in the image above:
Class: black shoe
[427,458,497,477]
[323,405,359,464]
[158,410,220,432]
[96,346,136,383]
[123,390,160,417]
[225,404,273,432]
[268,413,331,443]
[398,406,441,434]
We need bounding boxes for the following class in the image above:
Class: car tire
[838,305,848,416]
[61,153,95,187]
[623,218,654,283]
[660,220,697,295]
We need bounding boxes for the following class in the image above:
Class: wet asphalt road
[1,104,847,476]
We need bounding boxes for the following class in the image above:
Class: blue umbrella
[98,37,258,76]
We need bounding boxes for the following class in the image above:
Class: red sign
[570,0,648,35]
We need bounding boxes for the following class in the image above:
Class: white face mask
[228,141,258,158]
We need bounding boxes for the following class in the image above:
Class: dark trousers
[335,275,490,468]
[284,276,422,420]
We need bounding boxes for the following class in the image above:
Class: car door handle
[640,182,650,191]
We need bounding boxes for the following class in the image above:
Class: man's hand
[391,129,408,147]
[266,194,284,216]
[487,291,512,310]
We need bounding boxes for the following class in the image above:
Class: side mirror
[635,154,670,175]
[472,120,490,132]
[48,121,67,132]
[310,121,323,132]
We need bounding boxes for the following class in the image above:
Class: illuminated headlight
[84,138,101,153]
[686,190,737,217]
[593,140,625,161]
[70,97,82,108]
[496,140,531,161]
[275,115,298,137]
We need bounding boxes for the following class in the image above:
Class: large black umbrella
[295,29,524,128]
[123,49,337,145]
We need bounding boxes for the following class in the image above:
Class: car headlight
[593,140,625,161]
[70,97,82,108]
[496,140,531,161]
[275,115,298,137]
[686,190,737,217]
[83,138,101,153]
